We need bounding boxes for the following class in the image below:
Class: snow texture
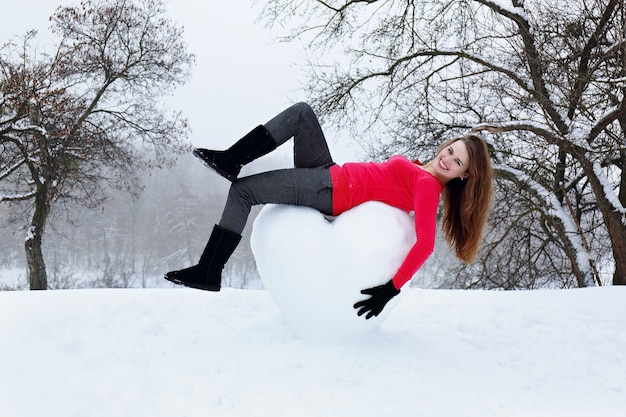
[484,0,532,30]
[0,286,624,417]
[593,162,626,217]
[1,200,625,417]
[251,202,415,341]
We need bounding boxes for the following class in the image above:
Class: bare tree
[0,0,194,289]
[260,0,626,287]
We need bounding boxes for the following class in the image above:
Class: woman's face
[431,140,470,182]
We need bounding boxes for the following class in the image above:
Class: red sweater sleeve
[391,182,440,289]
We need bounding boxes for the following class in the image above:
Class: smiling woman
[436,135,495,263]
[165,102,494,319]
[428,140,471,181]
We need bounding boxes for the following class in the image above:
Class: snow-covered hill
[1,286,624,417]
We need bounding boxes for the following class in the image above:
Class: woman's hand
[353,280,400,319]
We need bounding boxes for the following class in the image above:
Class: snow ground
[0,286,624,417]
[1,203,625,417]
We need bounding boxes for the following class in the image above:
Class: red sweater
[329,155,443,289]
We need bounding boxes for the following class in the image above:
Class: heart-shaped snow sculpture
[251,201,416,341]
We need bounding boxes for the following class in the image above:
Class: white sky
[1,0,357,163]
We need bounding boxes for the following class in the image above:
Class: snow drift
[0,287,624,417]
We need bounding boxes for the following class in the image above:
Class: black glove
[353,280,400,320]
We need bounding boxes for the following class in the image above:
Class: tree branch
[331,47,535,109]
[315,0,379,13]
[474,0,570,134]
[567,0,619,119]
[0,190,37,203]
[588,105,626,144]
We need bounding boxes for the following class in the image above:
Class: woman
[165,102,493,319]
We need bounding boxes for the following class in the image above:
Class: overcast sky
[1,0,357,164]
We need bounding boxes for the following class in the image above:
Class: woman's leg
[164,103,336,290]
[264,102,334,168]
[218,166,333,235]
[194,102,334,180]
[164,224,241,291]
[164,166,333,291]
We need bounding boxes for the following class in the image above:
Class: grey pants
[218,103,335,234]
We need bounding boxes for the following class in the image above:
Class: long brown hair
[440,134,494,263]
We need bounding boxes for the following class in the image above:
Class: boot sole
[193,149,237,182]
[164,274,221,292]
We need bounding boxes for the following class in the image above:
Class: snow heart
[251,202,416,341]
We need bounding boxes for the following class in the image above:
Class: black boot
[193,125,277,181]
[164,225,242,291]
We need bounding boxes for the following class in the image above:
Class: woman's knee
[293,102,315,118]
[228,180,254,204]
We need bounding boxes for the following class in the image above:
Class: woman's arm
[391,182,440,289]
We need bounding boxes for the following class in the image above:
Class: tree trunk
[611,241,626,285]
[616,102,626,285]
[25,192,51,290]
[578,156,626,286]
[607,213,626,285]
